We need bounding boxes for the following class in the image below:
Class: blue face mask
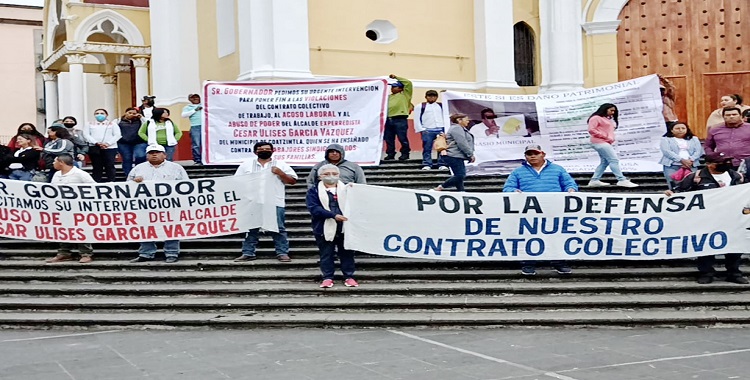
[95,114,106,122]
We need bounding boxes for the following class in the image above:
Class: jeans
[440,156,467,191]
[315,234,355,280]
[118,142,148,177]
[138,240,180,259]
[421,130,447,167]
[89,147,118,182]
[190,125,202,163]
[590,143,626,181]
[164,145,176,161]
[241,206,289,257]
[9,169,33,181]
[58,243,93,258]
[384,117,410,157]
[697,254,743,276]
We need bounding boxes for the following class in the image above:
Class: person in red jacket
[586,103,638,188]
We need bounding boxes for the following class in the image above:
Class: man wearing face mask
[665,152,747,284]
[305,143,366,189]
[233,142,298,262]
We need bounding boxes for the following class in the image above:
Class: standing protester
[666,152,747,284]
[117,107,147,177]
[432,113,475,191]
[8,123,44,150]
[659,122,703,189]
[3,134,40,181]
[413,90,448,170]
[181,94,203,165]
[139,108,182,161]
[306,143,366,189]
[45,154,96,263]
[658,75,678,134]
[36,123,75,181]
[128,145,189,263]
[383,74,413,161]
[83,109,121,183]
[703,107,750,169]
[706,94,750,130]
[306,164,358,288]
[138,95,156,121]
[62,116,90,168]
[586,103,638,188]
[234,142,298,262]
[502,144,578,276]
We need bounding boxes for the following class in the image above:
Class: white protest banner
[203,78,388,166]
[0,172,278,243]
[344,184,750,261]
[442,75,664,175]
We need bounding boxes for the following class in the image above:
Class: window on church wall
[513,22,536,87]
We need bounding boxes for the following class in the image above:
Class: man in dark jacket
[667,152,748,284]
[306,143,367,189]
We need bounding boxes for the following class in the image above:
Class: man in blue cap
[384,74,413,161]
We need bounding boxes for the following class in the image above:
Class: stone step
[1,281,747,297]
[0,267,708,283]
[0,309,747,328]
[0,293,747,313]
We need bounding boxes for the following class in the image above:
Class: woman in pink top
[587,103,638,188]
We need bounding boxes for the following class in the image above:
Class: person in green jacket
[384,74,413,161]
[138,108,183,161]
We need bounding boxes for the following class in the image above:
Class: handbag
[434,133,448,152]
[670,167,692,181]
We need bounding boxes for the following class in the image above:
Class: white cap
[145,144,165,153]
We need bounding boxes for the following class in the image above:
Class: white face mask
[321,175,339,184]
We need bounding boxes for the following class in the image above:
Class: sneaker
[320,279,334,288]
[421,166,431,170]
[234,255,257,262]
[554,265,572,274]
[129,256,153,263]
[79,256,93,264]
[616,180,639,188]
[383,155,395,161]
[277,255,292,262]
[45,255,72,263]
[344,278,359,287]
[697,274,714,284]
[438,166,449,170]
[587,180,610,187]
[521,266,536,276]
[726,275,749,284]
[165,257,179,263]
[398,155,409,161]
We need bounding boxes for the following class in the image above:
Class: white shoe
[587,180,610,187]
[421,166,431,170]
[616,180,639,188]
[438,166,449,170]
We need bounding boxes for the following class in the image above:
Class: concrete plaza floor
[0,327,749,380]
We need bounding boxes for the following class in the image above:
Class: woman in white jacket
[83,108,122,182]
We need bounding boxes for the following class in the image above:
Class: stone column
[538,0,585,93]
[473,0,519,89]
[101,74,117,117]
[41,70,59,126]
[235,0,313,80]
[66,53,86,125]
[132,55,150,103]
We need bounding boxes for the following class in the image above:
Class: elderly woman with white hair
[305,163,358,288]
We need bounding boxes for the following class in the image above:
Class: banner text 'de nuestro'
[0,172,278,243]
[344,184,750,260]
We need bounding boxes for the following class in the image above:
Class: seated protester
[306,164,357,288]
[4,134,40,181]
[306,143,366,189]
[666,152,747,285]
[502,144,578,276]
[7,123,45,151]
[35,123,75,182]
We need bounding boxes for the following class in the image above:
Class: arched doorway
[617,0,750,137]
[514,22,536,87]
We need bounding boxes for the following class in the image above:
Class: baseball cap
[425,90,438,96]
[524,144,544,153]
[704,152,732,163]
[145,144,166,153]
[390,81,404,88]
[142,95,156,100]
